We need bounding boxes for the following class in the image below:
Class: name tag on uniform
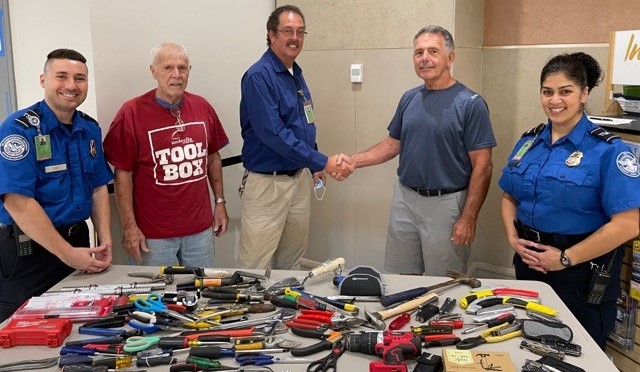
[44,164,67,173]
[303,100,315,124]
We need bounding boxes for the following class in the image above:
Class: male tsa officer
[0,49,113,322]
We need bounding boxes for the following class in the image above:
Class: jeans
[129,227,215,267]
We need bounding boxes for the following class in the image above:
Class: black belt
[514,220,592,248]
[253,169,301,177]
[56,222,85,237]
[406,185,466,197]
[0,221,84,238]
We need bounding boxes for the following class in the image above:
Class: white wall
[9,0,274,267]
[9,0,97,117]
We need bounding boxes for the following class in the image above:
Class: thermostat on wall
[350,64,363,83]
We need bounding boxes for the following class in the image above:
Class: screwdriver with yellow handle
[285,287,359,315]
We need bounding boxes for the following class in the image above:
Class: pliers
[456,321,522,349]
[288,327,345,356]
[128,271,175,284]
[285,309,363,330]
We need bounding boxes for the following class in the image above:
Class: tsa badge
[565,151,583,167]
[616,151,640,177]
[89,140,97,158]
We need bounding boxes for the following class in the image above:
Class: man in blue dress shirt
[238,5,350,269]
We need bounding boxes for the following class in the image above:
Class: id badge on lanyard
[303,100,315,124]
[35,135,52,161]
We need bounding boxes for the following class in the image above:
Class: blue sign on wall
[0,9,5,57]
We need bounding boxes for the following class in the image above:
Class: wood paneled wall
[484,0,640,46]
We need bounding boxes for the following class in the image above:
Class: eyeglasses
[277,28,307,39]
[170,107,185,132]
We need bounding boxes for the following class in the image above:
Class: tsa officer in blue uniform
[0,49,113,322]
[499,52,640,349]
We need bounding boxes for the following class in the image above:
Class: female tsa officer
[499,52,640,349]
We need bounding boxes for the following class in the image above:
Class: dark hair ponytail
[540,52,603,93]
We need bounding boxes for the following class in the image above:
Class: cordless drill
[345,331,422,372]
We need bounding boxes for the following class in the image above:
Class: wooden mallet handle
[374,292,439,320]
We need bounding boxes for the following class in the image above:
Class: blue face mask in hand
[314,179,326,201]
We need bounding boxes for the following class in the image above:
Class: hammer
[379,268,481,307]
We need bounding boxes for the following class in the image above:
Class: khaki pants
[237,169,311,269]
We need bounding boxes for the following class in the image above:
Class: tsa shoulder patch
[0,135,30,161]
[616,151,640,177]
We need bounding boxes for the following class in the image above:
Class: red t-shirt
[104,90,229,238]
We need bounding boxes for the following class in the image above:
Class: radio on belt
[0,318,72,347]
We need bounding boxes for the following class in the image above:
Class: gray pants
[384,181,469,276]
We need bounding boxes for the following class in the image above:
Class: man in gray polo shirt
[337,25,496,276]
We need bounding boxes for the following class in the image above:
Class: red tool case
[0,317,72,347]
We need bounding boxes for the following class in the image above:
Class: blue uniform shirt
[499,114,640,234]
[240,48,328,173]
[0,100,113,226]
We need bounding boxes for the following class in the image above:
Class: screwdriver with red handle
[428,319,484,329]
[461,312,516,334]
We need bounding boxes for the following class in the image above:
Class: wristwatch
[215,197,226,204]
[560,251,572,268]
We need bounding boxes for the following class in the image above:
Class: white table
[0,265,619,371]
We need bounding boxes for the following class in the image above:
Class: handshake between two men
[324,154,354,182]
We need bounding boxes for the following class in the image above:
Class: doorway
[0,0,16,121]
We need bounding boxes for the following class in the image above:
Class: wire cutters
[456,321,522,349]
[128,271,175,284]
[289,328,344,357]
[306,341,346,372]
[286,309,363,329]
[235,353,315,366]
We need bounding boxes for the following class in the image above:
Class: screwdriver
[428,319,484,329]
[160,265,204,276]
[188,345,235,359]
[461,312,516,334]
[58,355,133,369]
[410,325,454,335]
[157,337,225,349]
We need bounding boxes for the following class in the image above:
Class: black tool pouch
[339,266,384,296]
[521,319,573,343]
[413,352,443,372]
[536,355,585,372]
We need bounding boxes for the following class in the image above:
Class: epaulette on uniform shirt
[521,123,545,138]
[79,111,99,126]
[14,110,41,129]
[589,127,619,143]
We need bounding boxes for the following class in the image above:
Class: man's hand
[122,225,148,264]
[93,241,112,264]
[59,244,111,273]
[451,214,477,246]
[213,204,229,237]
[326,154,354,181]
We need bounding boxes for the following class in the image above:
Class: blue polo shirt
[0,100,113,226]
[240,48,327,173]
[499,114,640,234]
